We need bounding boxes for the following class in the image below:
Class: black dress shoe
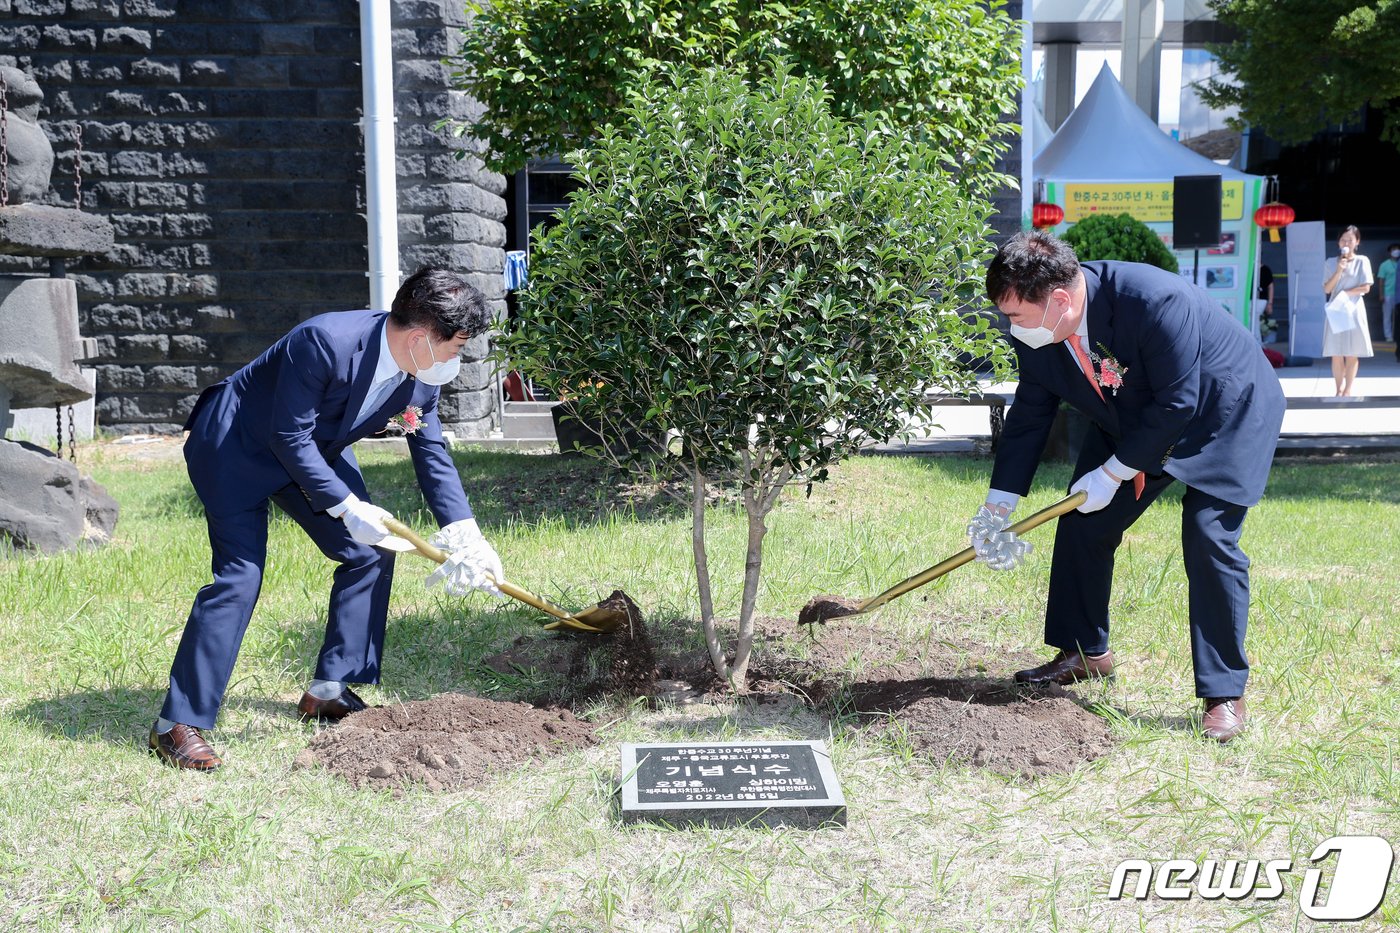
[297,686,369,722]
[1014,649,1115,686]
[1202,696,1247,743]
[149,723,223,771]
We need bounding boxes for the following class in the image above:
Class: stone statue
[0,65,119,553]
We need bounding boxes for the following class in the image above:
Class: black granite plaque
[619,740,846,828]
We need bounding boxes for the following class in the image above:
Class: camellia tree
[497,64,1015,688]
[445,0,1021,198]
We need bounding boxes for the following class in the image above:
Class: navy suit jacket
[990,261,1286,507]
[184,310,472,524]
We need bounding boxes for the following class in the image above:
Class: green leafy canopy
[1201,0,1400,146]
[496,62,1015,487]
[1062,212,1179,273]
[445,0,1022,190]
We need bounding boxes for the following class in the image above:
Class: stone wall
[0,0,506,436]
[391,0,506,434]
[990,0,1026,241]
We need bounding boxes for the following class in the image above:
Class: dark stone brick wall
[0,0,506,436]
[392,0,506,433]
[990,0,1026,241]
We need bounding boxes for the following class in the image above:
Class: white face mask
[409,333,462,386]
[1390,249,1398,258]
[1009,294,1060,349]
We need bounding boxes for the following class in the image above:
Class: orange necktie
[1067,334,1145,500]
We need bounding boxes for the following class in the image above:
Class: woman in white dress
[1322,225,1374,397]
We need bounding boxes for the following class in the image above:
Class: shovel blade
[542,605,628,633]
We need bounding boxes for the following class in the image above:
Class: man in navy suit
[150,268,505,770]
[970,232,1285,743]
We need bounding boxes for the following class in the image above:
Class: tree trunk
[727,494,770,688]
[692,465,729,683]
[692,454,789,691]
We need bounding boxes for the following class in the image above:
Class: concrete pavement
[873,340,1400,456]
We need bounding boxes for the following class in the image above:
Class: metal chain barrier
[54,405,63,457]
[73,123,83,210]
[1,73,10,209]
[67,406,76,463]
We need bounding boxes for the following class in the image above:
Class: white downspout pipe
[360,0,399,310]
[1020,5,1034,230]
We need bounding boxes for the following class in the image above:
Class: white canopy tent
[1035,64,1253,181]
[1034,65,1267,331]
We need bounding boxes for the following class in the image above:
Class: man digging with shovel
[150,268,505,771]
[970,232,1285,743]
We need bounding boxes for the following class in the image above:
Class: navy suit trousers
[1044,428,1252,699]
[160,484,396,730]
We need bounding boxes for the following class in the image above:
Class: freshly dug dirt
[585,589,657,697]
[483,589,658,701]
[296,694,598,792]
[797,595,863,626]
[482,607,1115,779]
[847,676,1114,778]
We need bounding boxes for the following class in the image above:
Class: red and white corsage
[390,405,423,435]
[1088,344,1127,395]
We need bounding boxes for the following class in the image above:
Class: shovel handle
[856,490,1088,613]
[382,517,584,626]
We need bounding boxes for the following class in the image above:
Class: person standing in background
[1377,242,1399,348]
[1321,226,1373,398]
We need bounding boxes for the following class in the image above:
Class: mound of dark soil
[847,676,1114,777]
[483,589,658,702]
[797,595,863,626]
[481,608,1115,779]
[296,693,598,792]
[581,589,656,696]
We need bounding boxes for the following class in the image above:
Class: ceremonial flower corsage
[1089,343,1127,395]
[390,405,423,435]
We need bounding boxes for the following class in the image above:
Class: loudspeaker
[1173,175,1222,249]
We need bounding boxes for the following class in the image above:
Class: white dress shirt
[327,324,404,518]
[353,323,405,429]
[987,314,1135,513]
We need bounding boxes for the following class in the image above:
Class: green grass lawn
[1,440,1397,931]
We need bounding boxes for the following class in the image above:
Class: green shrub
[1062,212,1179,272]
[445,0,1022,195]
[497,63,1013,686]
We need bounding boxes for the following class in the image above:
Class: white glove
[968,496,1030,571]
[1070,464,1123,513]
[425,518,505,598]
[337,495,415,551]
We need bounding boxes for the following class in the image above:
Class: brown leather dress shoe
[1202,697,1247,743]
[1014,649,1115,685]
[149,723,223,771]
[297,686,368,722]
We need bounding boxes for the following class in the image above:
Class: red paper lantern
[1254,201,1295,243]
[1032,201,1064,230]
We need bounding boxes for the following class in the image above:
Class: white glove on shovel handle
[338,495,416,551]
[1069,463,1126,513]
[424,518,506,598]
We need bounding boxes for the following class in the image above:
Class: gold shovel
[799,491,1088,625]
[383,517,628,634]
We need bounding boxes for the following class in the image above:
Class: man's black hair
[390,267,491,340]
[985,230,1082,307]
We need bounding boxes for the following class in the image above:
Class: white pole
[360,0,400,310]
[1021,3,1035,230]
